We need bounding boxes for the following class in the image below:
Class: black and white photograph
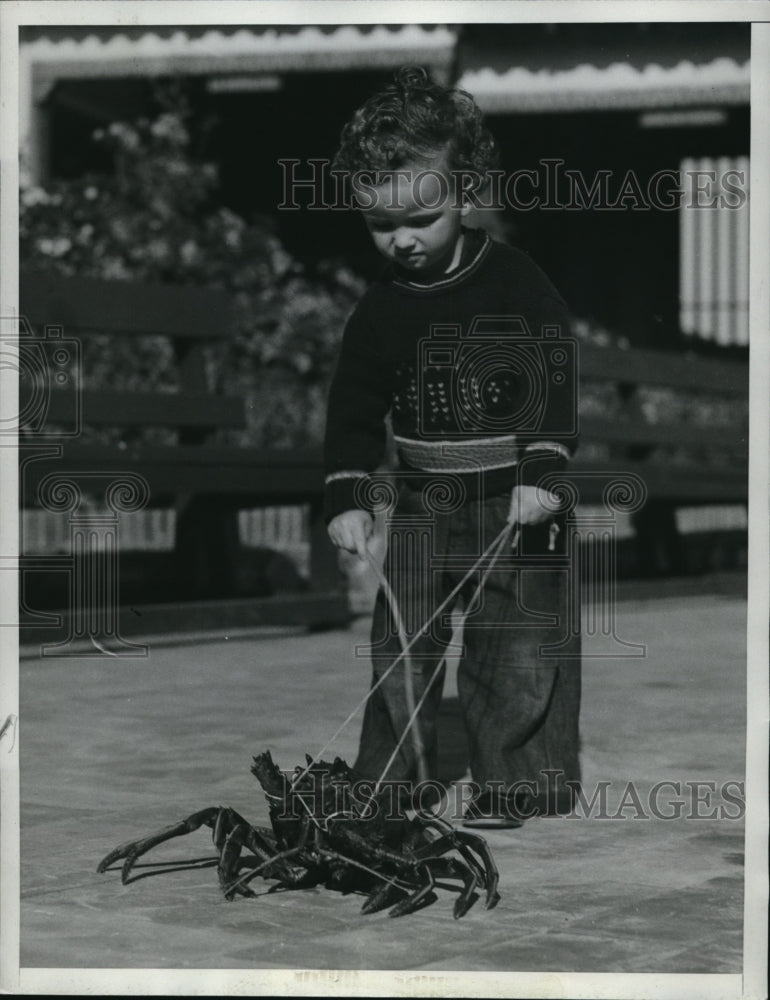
[0,2,767,997]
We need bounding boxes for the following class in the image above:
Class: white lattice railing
[21,501,747,558]
[20,504,309,556]
[679,154,749,347]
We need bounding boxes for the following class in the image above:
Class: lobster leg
[218,821,259,899]
[223,818,317,896]
[97,807,225,883]
[453,830,501,910]
[361,880,409,915]
[388,863,438,918]
[323,826,480,918]
[413,815,500,910]
[413,830,487,893]
[222,845,310,897]
[97,806,281,892]
[212,808,278,859]
[423,856,480,919]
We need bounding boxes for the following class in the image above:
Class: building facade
[19,21,750,348]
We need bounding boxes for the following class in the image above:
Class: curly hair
[333,66,499,178]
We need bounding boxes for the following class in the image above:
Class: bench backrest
[578,342,748,455]
[19,268,749,491]
[20,268,245,440]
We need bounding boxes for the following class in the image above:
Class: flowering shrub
[20,109,366,447]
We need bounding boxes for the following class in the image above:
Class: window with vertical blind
[679,155,749,346]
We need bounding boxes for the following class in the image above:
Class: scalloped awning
[456,26,750,113]
[21,24,458,79]
[21,22,749,108]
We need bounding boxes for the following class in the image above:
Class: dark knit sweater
[323,228,578,522]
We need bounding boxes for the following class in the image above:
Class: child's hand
[327,510,375,560]
[508,485,559,526]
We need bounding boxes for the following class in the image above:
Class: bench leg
[175,496,241,598]
[308,499,350,628]
[632,500,684,577]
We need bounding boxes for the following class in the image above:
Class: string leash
[365,550,429,785]
[290,516,519,796]
[367,519,518,802]
[232,523,518,897]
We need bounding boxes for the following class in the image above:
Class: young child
[324,67,580,826]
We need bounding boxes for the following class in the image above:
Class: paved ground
[18,588,746,975]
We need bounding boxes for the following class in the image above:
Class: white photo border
[1,2,767,997]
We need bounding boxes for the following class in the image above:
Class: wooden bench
[570,342,748,575]
[18,267,748,646]
[18,268,350,638]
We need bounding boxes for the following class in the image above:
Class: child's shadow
[436,697,470,784]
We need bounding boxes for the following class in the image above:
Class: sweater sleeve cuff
[323,472,373,524]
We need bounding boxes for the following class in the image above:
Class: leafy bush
[20,107,366,447]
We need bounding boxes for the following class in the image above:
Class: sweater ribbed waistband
[394,434,519,474]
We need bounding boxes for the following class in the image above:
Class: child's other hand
[508,485,559,526]
[328,510,375,560]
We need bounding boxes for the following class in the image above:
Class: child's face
[357,160,469,278]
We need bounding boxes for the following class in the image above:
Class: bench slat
[569,458,747,504]
[20,269,238,340]
[578,416,746,452]
[19,445,746,505]
[579,344,748,394]
[44,390,246,429]
[20,445,325,501]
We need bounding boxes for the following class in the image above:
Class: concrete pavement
[18,589,746,974]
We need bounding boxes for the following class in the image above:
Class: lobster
[97,750,500,918]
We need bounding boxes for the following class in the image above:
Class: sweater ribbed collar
[388,227,492,293]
